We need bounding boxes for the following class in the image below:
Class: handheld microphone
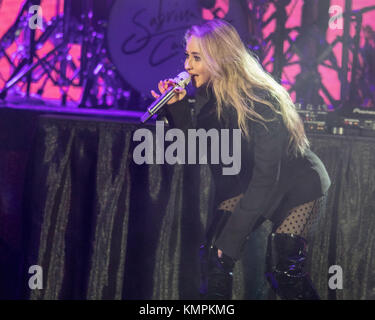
[140,71,191,123]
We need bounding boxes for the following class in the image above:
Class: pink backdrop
[1,0,375,105]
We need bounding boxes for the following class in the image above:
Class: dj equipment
[296,103,330,134]
[339,107,375,137]
[299,105,375,137]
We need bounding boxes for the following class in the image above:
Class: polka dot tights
[217,195,323,239]
[274,200,317,238]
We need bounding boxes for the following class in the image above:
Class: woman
[151,19,331,300]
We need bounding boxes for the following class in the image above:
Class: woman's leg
[200,195,244,299]
[265,196,325,300]
[274,200,317,238]
[201,206,265,300]
[200,209,234,300]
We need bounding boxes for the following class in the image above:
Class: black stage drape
[1,108,375,300]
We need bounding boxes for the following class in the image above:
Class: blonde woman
[152,19,331,300]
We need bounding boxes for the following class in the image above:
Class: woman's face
[184,36,211,88]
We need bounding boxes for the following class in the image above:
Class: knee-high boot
[265,233,320,300]
[200,210,235,300]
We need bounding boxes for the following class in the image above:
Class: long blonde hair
[185,19,309,156]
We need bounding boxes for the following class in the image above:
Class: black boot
[265,233,320,300]
[200,210,235,300]
[200,245,235,300]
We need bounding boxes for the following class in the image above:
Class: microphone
[140,71,191,123]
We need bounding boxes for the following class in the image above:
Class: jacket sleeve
[157,96,193,131]
[215,102,289,259]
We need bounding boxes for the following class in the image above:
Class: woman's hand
[150,79,186,105]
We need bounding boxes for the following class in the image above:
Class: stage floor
[0,95,145,122]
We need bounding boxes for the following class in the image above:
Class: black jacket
[161,85,331,259]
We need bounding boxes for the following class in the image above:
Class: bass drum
[107,0,250,95]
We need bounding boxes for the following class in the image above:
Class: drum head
[107,0,249,95]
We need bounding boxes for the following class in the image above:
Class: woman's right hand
[150,79,187,105]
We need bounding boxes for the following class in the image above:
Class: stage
[1,101,375,300]
[1,0,375,301]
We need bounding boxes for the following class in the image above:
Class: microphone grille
[174,71,191,88]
